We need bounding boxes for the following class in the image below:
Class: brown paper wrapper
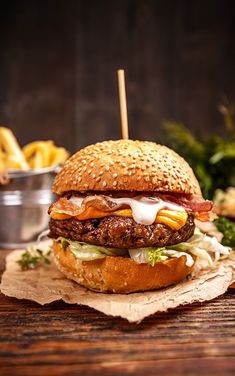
[0,249,234,323]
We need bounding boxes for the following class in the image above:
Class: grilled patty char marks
[49,215,195,249]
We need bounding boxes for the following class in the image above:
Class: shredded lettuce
[56,230,231,267]
[57,237,127,261]
[129,231,231,267]
[129,248,168,266]
[129,247,194,267]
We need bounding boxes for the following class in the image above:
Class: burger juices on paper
[48,140,231,293]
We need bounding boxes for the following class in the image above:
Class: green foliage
[161,105,235,198]
[17,247,51,270]
[214,217,235,247]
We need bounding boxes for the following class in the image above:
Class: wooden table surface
[0,249,234,376]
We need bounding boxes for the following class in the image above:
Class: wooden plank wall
[0,0,234,152]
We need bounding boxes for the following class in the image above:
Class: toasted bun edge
[53,241,195,293]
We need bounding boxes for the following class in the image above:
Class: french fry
[5,154,23,170]
[29,150,44,169]
[49,146,69,166]
[38,141,54,167]
[0,126,69,171]
[0,127,29,170]
[22,141,47,160]
[23,140,55,168]
[0,156,5,171]
[22,141,40,159]
[0,149,6,171]
[0,149,6,160]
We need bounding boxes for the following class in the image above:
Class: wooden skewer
[117,69,129,139]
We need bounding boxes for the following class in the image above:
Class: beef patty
[49,215,195,249]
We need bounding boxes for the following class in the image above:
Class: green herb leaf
[17,246,51,271]
[214,217,235,247]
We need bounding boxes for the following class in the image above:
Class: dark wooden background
[0,0,234,152]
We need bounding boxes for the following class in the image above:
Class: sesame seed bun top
[52,140,201,196]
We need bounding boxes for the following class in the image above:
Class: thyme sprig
[17,246,51,271]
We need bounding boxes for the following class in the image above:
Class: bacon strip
[155,193,213,212]
[48,196,126,217]
[49,193,213,220]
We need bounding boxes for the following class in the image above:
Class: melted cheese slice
[51,207,188,230]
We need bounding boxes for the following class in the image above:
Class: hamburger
[48,140,230,293]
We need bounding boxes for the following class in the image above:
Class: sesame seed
[53,139,200,196]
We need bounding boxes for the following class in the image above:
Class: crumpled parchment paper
[0,248,234,323]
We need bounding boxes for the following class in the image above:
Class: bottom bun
[53,241,195,294]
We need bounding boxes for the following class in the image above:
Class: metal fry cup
[0,166,58,249]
